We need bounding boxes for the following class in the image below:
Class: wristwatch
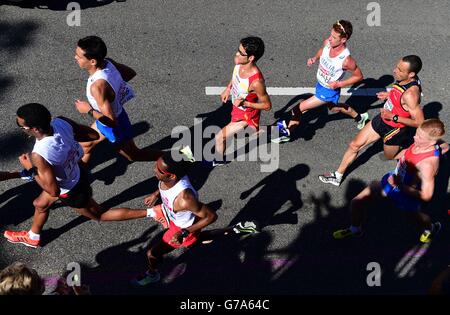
[393,115,399,123]
[180,229,190,238]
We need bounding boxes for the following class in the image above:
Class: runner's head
[394,55,422,81]
[235,36,265,65]
[16,103,52,135]
[329,20,352,47]
[0,262,44,295]
[75,36,107,69]
[414,119,445,146]
[155,152,190,182]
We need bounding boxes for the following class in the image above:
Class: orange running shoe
[4,230,40,248]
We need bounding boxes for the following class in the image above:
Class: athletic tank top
[316,43,350,88]
[394,143,440,187]
[32,118,84,194]
[383,79,422,128]
[159,175,198,228]
[230,64,264,111]
[86,59,135,117]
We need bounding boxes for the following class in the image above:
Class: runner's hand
[328,81,340,89]
[144,192,159,206]
[75,100,92,114]
[307,57,317,66]
[170,231,183,245]
[376,91,389,100]
[220,88,230,103]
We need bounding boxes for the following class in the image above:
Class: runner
[319,55,425,186]
[332,119,445,243]
[132,152,218,285]
[210,36,271,166]
[3,103,150,248]
[272,20,365,143]
[74,35,163,166]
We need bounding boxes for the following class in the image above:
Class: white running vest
[316,43,350,88]
[86,59,135,117]
[32,118,84,194]
[159,176,198,228]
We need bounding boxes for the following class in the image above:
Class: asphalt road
[0,0,449,295]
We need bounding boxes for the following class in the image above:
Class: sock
[146,208,155,218]
[349,226,361,234]
[354,114,362,122]
[28,230,40,240]
[334,171,343,179]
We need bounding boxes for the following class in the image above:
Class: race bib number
[118,82,135,106]
[383,98,393,111]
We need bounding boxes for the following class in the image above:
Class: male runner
[74,35,162,165]
[272,20,365,143]
[211,36,272,166]
[319,55,425,186]
[3,103,149,248]
[132,152,218,285]
[333,119,445,243]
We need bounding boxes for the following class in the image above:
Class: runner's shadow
[423,102,443,119]
[229,163,310,228]
[0,181,41,229]
[268,178,441,294]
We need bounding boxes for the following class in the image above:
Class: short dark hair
[402,55,422,75]
[333,20,353,40]
[77,36,107,67]
[240,36,265,62]
[17,103,52,132]
[161,151,192,178]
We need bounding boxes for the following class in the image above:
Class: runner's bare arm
[399,158,438,201]
[30,153,60,197]
[220,79,233,103]
[338,56,363,87]
[399,87,424,128]
[241,80,272,111]
[174,189,218,235]
[90,80,118,127]
[106,58,137,82]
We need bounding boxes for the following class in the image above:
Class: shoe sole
[271,138,290,144]
[6,239,38,248]
[318,176,340,186]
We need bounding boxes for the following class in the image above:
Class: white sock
[146,208,155,218]
[28,230,40,240]
[349,225,361,234]
[335,171,343,179]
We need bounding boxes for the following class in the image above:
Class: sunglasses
[16,119,31,130]
[156,163,175,176]
[237,49,248,57]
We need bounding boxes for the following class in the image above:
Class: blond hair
[420,119,445,141]
[0,262,43,295]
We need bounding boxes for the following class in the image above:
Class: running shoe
[420,222,441,243]
[179,145,195,162]
[357,112,370,130]
[333,228,363,240]
[131,270,161,286]
[4,230,40,248]
[271,120,291,143]
[318,172,342,186]
[233,221,259,234]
